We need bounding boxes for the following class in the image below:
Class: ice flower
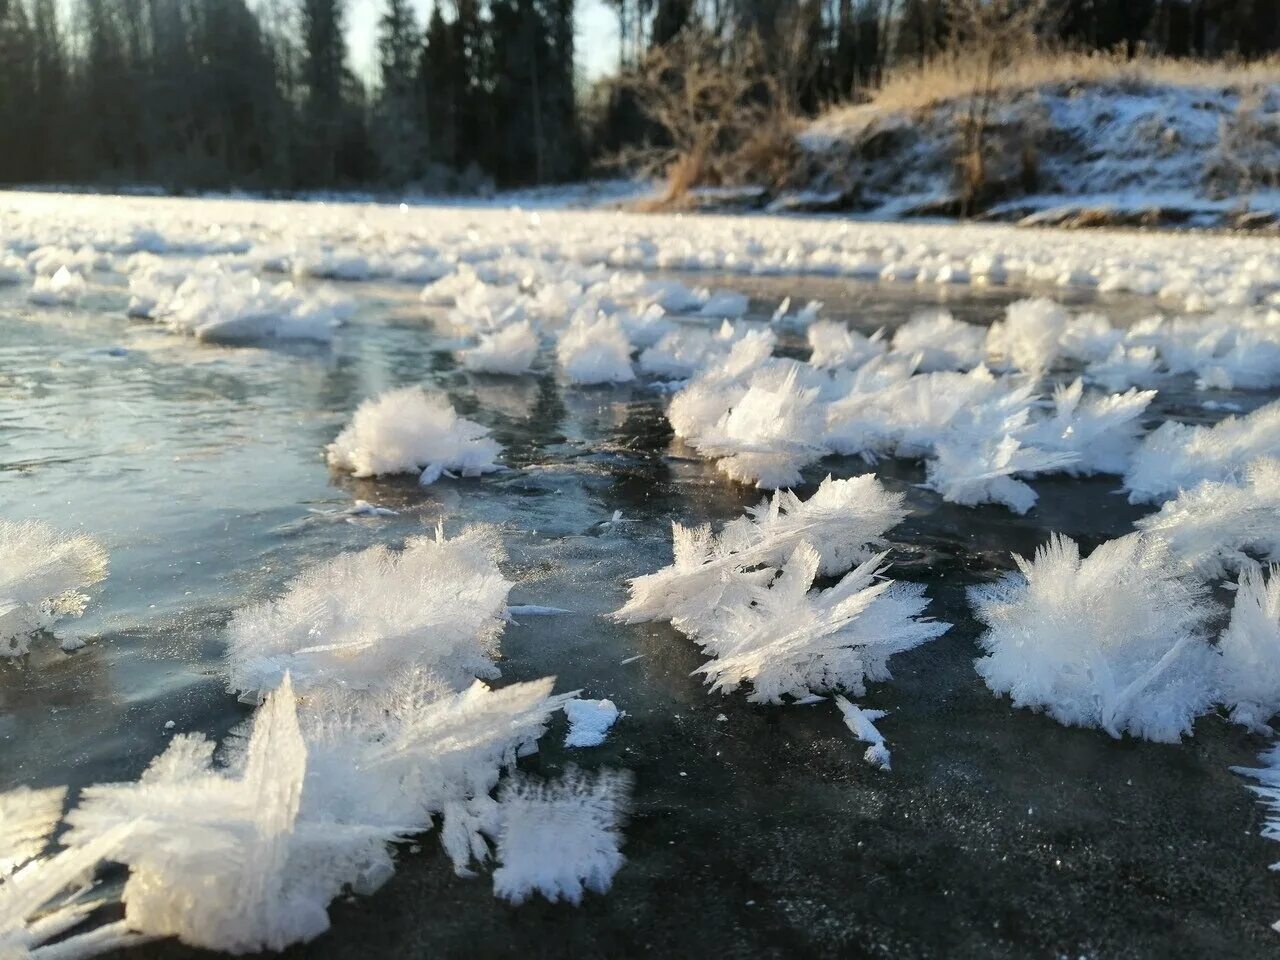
[556,315,635,384]
[226,525,512,698]
[1217,564,1280,733]
[326,386,503,484]
[65,676,401,954]
[984,298,1068,377]
[890,310,985,372]
[923,386,1077,514]
[460,319,539,374]
[28,265,85,306]
[0,520,108,657]
[616,475,907,632]
[491,768,632,906]
[1135,458,1280,579]
[1125,398,1280,504]
[971,533,1218,742]
[806,320,885,370]
[684,366,826,489]
[694,542,949,704]
[1024,379,1156,476]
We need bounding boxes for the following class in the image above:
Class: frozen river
[3,193,1280,958]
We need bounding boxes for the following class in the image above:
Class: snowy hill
[785,79,1280,228]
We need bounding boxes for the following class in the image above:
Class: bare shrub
[941,0,1050,216]
[616,26,798,206]
[1205,85,1280,203]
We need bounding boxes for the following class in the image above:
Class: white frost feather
[971,533,1217,742]
[693,542,949,704]
[460,319,539,374]
[326,386,502,482]
[226,525,512,698]
[834,696,891,770]
[0,520,108,657]
[1125,399,1280,504]
[1217,564,1280,733]
[492,768,631,906]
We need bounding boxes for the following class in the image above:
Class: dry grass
[821,49,1280,125]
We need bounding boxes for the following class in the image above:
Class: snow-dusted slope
[798,81,1280,225]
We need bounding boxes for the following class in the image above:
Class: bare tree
[619,24,796,205]
[943,0,1047,216]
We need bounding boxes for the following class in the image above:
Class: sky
[347,0,620,87]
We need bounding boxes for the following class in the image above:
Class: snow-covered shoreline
[787,80,1280,228]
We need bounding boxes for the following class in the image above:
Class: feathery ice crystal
[971,533,1218,742]
[0,787,144,958]
[694,542,949,704]
[1135,458,1280,580]
[0,520,108,657]
[835,696,892,770]
[35,663,622,954]
[492,767,631,905]
[460,319,540,374]
[141,266,351,343]
[226,525,512,698]
[807,320,886,370]
[66,676,401,954]
[326,386,503,484]
[683,366,825,489]
[1125,399,1280,504]
[556,315,635,384]
[616,474,907,631]
[984,298,1067,378]
[1025,379,1155,476]
[923,386,1078,514]
[1217,564,1280,733]
[890,310,985,372]
[0,786,66,876]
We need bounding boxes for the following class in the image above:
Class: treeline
[0,0,1277,192]
[600,0,1280,122]
[0,0,578,190]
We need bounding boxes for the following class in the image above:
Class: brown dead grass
[820,50,1280,127]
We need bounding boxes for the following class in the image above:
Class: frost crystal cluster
[225,525,512,698]
[3,522,631,957]
[0,520,109,657]
[971,533,1218,742]
[1217,564,1280,733]
[132,265,351,343]
[694,543,949,704]
[1135,458,1280,579]
[618,477,946,708]
[491,768,632,905]
[326,386,503,484]
[616,475,908,629]
[1125,399,1280,504]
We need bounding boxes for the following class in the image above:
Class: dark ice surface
[0,271,1276,959]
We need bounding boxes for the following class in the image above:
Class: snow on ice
[564,699,620,748]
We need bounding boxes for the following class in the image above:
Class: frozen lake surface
[3,194,1280,958]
